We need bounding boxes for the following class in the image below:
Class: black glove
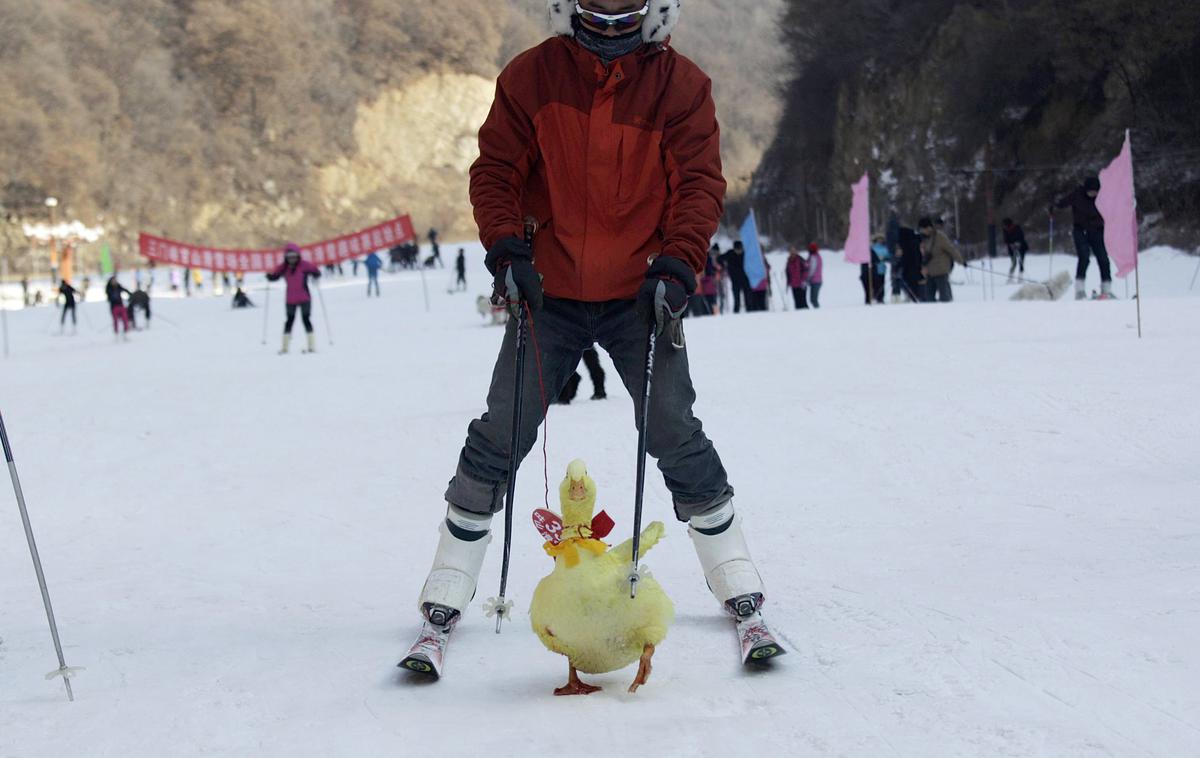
[637,256,696,337]
[265,272,280,282]
[484,236,543,313]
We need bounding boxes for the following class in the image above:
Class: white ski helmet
[548,0,682,44]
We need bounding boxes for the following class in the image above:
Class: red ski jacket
[469,36,726,302]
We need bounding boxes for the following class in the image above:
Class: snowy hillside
[2,248,1198,757]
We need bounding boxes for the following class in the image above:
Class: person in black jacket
[718,242,750,313]
[128,287,151,330]
[896,226,924,302]
[58,279,78,334]
[1055,177,1112,299]
[1002,218,1029,281]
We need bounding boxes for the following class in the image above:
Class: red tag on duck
[589,511,615,540]
[532,509,564,545]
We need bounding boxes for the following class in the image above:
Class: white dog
[476,294,508,325]
[1010,270,1073,302]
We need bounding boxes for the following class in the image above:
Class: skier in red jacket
[409,0,780,678]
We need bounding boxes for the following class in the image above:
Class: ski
[403,606,458,676]
[736,612,787,664]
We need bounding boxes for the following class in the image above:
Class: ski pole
[488,219,538,633]
[2,259,9,358]
[261,280,271,346]
[1,411,82,701]
[418,261,430,313]
[314,280,333,346]
[963,263,1054,299]
[1048,214,1055,279]
[628,316,658,599]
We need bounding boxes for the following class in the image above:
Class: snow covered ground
[1,246,1198,757]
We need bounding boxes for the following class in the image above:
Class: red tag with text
[533,509,564,545]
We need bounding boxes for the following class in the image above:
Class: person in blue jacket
[365,250,383,297]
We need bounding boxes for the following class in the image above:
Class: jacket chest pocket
[610,126,665,214]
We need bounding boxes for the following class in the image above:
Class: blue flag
[740,211,766,289]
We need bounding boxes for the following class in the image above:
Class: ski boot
[688,498,786,664]
[279,334,291,355]
[401,506,492,677]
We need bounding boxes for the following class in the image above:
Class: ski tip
[398,656,440,678]
[744,643,787,666]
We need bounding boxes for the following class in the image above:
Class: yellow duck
[529,459,675,696]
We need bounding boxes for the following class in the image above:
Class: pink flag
[1095,131,1139,278]
[843,172,871,264]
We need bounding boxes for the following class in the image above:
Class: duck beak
[569,478,587,501]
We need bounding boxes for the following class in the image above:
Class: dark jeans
[1008,245,1026,274]
[791,287,808,309]
[129,303,150,328]
[367,273,380,297]
[1073,226,1112,282]
[926,274,953,303]
[445,297,732,521]
[284,302,313,333]
[61,303,76,325]
[731,282,748,313]
[808,283,822,308]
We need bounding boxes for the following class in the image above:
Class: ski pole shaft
[629,323,657,599]
[1,411,78,701]
[314,280,333,346]
[261,281,271,346]
[495,305,526,633]
[493,218,537,633]
[419,264,430,313]
[2,258,9,359]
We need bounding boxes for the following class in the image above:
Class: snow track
[2,248,1198,756]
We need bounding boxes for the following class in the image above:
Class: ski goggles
[575,2,649,32]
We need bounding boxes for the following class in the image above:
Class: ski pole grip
[523,216,538,246]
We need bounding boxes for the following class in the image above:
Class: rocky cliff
[748,0,1200,250]
[0,0,784,267]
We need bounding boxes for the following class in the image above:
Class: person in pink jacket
[785,246,809,309]
[266,243,322,354]
[805,243,823,309]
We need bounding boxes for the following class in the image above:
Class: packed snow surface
[2,248,1199,757]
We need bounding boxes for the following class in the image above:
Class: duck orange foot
[555,665,602,696]
[627,643,655,693]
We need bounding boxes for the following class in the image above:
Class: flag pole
[2,257,10,359]
[1129,129,1142,339]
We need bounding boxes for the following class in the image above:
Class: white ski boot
[1097,280,1116,300]
[304,332,317,354]
[1074,278,1087,300]
[416,505,493,625]
[402,506,493,677]
[279,334,291,355]
[688,499,785,663]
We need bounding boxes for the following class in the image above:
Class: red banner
[138,215,417,272]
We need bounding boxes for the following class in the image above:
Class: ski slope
[2,247,1199,757]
